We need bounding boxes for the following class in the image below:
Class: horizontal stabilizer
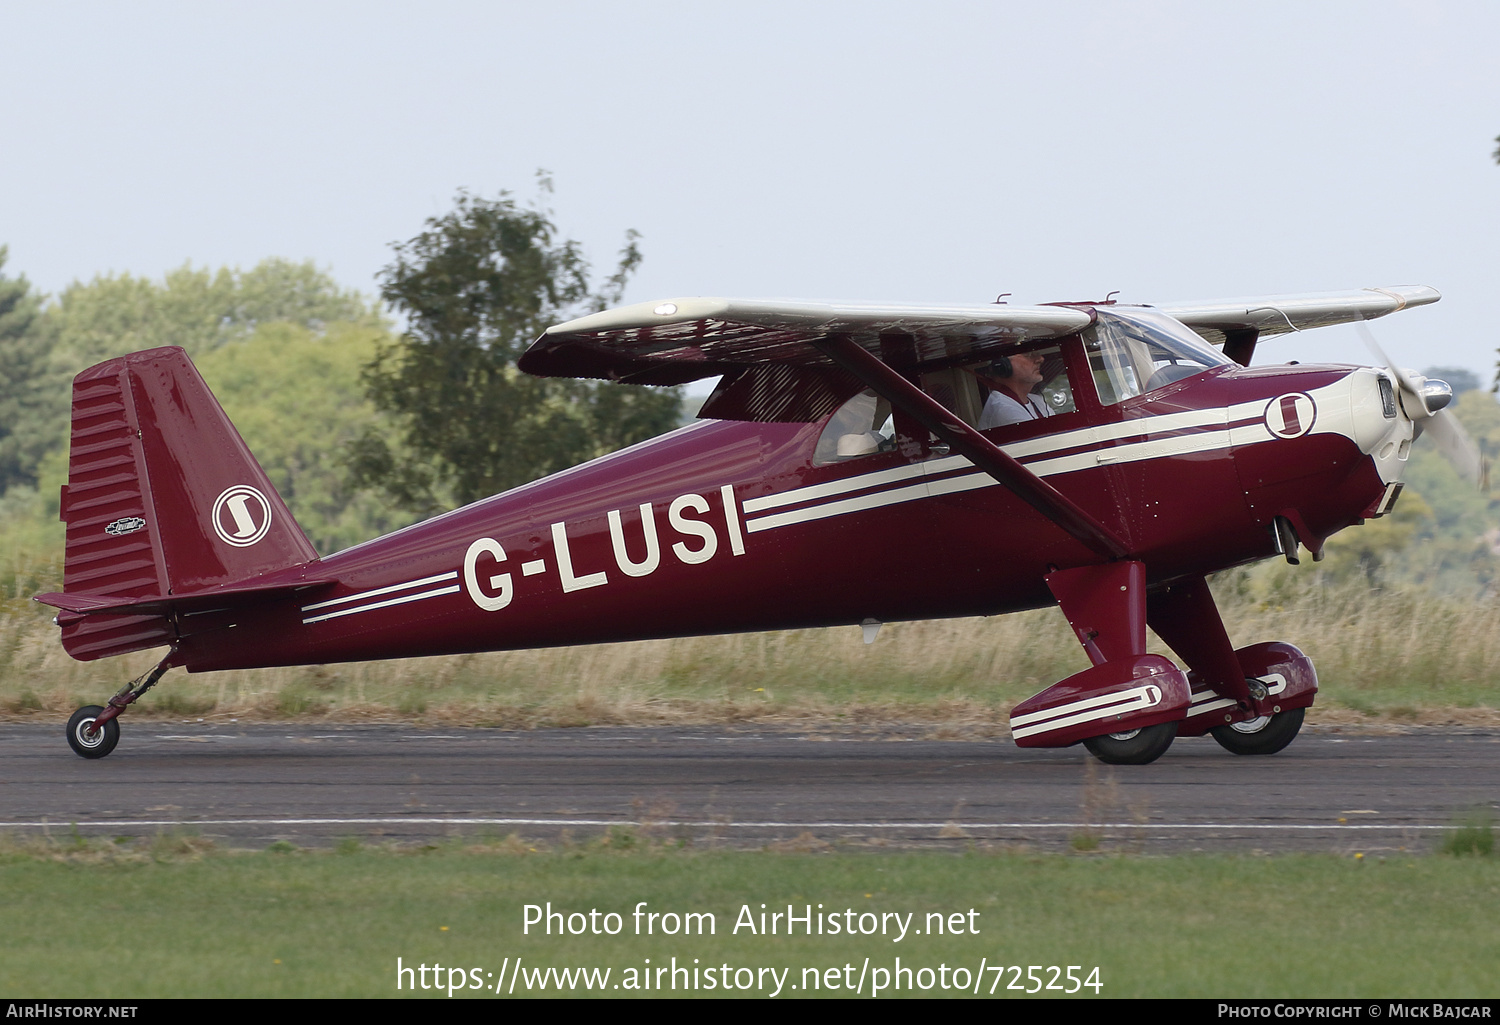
[36,578,335,618]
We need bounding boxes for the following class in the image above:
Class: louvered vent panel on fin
[57,366,175,660]
[61,369,167,598]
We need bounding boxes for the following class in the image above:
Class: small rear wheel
[1210,707,1304,756]
[66,705,119,760]
[1082,721,1177,765]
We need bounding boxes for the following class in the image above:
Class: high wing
[519,285,1440,563]
[521,286,1441,387]
[518,297,1093,386]
[1159,285,1440,347]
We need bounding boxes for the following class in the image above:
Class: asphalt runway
[1,722,1496,853]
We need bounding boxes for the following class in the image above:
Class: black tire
[1082,721,1177,765]
[66,705,119,759]
[1210,707,1304,756]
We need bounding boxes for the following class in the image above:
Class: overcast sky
[4,1,1497,384]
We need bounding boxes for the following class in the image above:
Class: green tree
[197,321,407,555]
[0,248,53,493]
[0,255,403,583]
[350,184,683,515]
[1333,391,1500,595]
[1321,488,1435,587]
[48,258,372,375]
[10,259,376,499]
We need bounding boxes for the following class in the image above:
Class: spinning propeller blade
[1422,409,1488,488]
[1356,322,1486,487]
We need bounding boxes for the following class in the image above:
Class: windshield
[1088,307,1233,405]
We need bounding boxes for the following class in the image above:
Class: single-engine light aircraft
[39,285,1468,765]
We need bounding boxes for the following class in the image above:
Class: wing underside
[1158,285,1440,346]
[521,286,1441,395]
[518,297,1095,384]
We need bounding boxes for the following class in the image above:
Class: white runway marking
[0,817,1447,831]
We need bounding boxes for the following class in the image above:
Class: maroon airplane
[38,285,1465,764]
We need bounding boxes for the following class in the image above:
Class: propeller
[1355,321,1487,488]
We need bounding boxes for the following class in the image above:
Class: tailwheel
[66,705,120,760]
[63,657,173,760]
[1210,706,1304,756]
[1082,721,1177,765]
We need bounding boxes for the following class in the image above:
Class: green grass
[1,838,1497,998]
[1441,810,1496,857]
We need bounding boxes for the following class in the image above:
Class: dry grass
[0,600,1080,727]
[3,571,1499,729]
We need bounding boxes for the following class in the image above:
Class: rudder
[51,346,318,660]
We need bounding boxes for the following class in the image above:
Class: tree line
[0,185,682,558]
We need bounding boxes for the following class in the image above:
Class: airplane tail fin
[41,346,320,661]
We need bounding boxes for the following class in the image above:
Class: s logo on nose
[212,485,272,547]
[1265,393,1316,439]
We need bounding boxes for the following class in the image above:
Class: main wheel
[1210,706,1304,756]
[1082,721,1177,765]
[66,705,119,759]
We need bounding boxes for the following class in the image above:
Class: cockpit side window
[1088,308,1233,405]
[971,345,1075,431]
[814,342,1084,464]
[812,390,895,465]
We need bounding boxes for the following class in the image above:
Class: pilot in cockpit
[976,351,1052,429]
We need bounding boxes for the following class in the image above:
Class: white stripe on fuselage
[744,382,1354,534]
[300,571,461,624]
[301,571,459,612]
[300,584,462,624]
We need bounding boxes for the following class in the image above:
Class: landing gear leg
[1148,576,1317,750]
[1009,561,1190,764]
[65,655,174,760]
[1146,575,1250,706]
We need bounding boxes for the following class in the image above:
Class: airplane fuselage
[169,360,1399,673]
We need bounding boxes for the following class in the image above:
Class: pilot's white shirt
[978,390,1051,430]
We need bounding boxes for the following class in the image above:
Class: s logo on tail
[212,485,272,547]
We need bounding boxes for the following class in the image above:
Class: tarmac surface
[1,722,1496,853]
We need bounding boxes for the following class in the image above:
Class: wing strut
[812,334,1130,561]
[1222,328,1259,367]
